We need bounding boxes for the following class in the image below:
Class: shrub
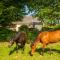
[19,25,39,43]
[41,24,60,31]
[0,27,16,41]
[41,27,52,31]
[28,28,39,42]
[19,25,29,33]
[53,24,60,30]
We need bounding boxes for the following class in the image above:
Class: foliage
[0,27,16,41]
[19,25,39,42]
[41,27,52,31]
[19,25,29,33]
[0,0,26,27]
[0,0,60,41]
[0,0,60,27]
[0,6,24,26]
[27,0,60,26]
[41,24,60,31]
[28,28,39,42]
[0,25,39,42]
[52,24,60,30]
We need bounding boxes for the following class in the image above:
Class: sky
[25,5,35,16]
[26,11,35,16]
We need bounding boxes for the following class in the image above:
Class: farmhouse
[9,16,42,31]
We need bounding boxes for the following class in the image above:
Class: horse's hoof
[29,51,33,56]
[40,52,44,56]
[40,54,44,56]
[9,54,11,55]
[16,51,18,53]
[9,52,11,55]
[48,51,53,55]
[50,52,53,55]
[22,51,24,54]
[30,54,33,56]
[8,45,11,48]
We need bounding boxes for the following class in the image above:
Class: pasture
[0,42,60,60]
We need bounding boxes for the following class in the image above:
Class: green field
[0,42,60,60]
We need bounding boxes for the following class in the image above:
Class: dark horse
[8,32,27,55]
[30,30,60,56]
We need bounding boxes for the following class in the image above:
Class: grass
[0,42,60,60]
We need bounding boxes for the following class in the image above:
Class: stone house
[9,16,42,31]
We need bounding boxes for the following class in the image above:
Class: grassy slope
[0,42,60,60]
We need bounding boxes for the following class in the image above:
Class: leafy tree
[26,0,60,26]
[0,0,60,27]
[0,0,26,27]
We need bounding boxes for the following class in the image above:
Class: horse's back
[39,30,60,37]
[48,30,60,43]
[38,30,60,43]
[17,32,27,43]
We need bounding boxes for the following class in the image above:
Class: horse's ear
[30,41,33,47]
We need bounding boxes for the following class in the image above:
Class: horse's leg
[21,42,25,53]
[21,45,25,54]
[22,44,25,51]
[49,47,53,55]
[16,43,19,53]
[49,48,52,55]
[41,43,46,56]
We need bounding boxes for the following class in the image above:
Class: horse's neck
[33,36,40,46]
[13,32,20,41]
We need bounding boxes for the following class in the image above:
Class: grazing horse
[30,30,60,56]
[8,32,27,54]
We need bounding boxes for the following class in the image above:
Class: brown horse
[30,30,60,56]
[8,32,27,55]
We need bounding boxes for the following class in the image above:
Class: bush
[41,27,52,31]
[53,24,60,30]
[0,27,16,41]
[19,25,39,43]
[41,24,60,31]
[19,25,29,33]
[27,28,39,42]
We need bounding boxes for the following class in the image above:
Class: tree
[0,0,26,27]
[0,0,60,27]
[26,0,60,26]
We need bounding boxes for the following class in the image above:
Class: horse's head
[30,41,36,56]
[8,39,14,48]
[30,36,40,56]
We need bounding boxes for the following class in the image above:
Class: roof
[12,16,42,25]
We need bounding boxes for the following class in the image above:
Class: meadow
[0,42,60,60]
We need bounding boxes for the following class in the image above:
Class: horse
[30,30,60,56]
[8,32,27,55]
